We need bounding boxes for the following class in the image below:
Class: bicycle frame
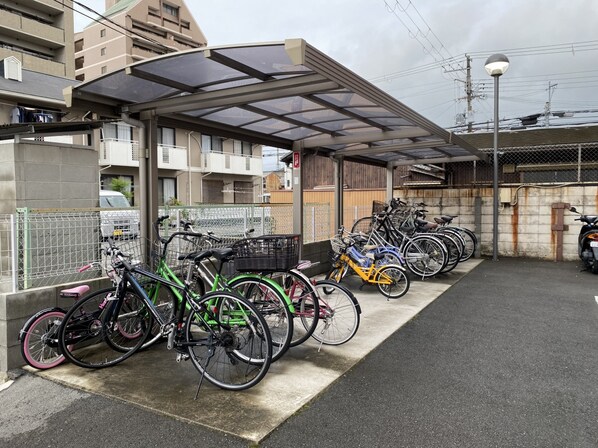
[333,252,394,286]
[119,259,254,345]
[193,254,296,314]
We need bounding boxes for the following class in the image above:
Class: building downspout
[120,112,148,242]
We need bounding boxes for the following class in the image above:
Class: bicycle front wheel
[58,287,151,369]
[312,280,361,345]
[228,276,293,362]
[325,261,349,284]
[279,269,319,347]
[143,281,178,348]
[185,291,272,391]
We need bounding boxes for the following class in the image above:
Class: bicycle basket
[232,234,300,272]
[372,200,387,214]
[329,236,346,255]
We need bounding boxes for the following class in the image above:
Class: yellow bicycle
[325,230,410,299]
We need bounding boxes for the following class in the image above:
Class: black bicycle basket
[232,234,300,272]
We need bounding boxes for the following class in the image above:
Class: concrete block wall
[0,278,108,374]
[397,185,597,261]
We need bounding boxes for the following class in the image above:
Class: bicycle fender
[18,307,66,341]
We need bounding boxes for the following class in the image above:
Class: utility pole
[544,81,558,126]
[465,55,473,132]
[452,55,480,131]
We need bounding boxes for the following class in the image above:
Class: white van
[99,190,139,239]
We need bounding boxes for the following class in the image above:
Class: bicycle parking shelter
[64,38,486,242]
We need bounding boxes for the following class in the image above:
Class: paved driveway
[2,258,597,447]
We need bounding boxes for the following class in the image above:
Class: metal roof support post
[334,156,344,233]
[386,163,394,202]
[292,143,304,248]
[140,113,159,263]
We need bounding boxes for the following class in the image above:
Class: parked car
[99,190,139,239]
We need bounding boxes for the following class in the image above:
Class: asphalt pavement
[2,257,598,447]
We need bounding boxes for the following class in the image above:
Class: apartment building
[0,1,101,214]
[75,0,264,205]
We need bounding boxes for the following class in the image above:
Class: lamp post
[484,53,510,262]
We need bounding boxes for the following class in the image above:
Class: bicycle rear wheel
[448,227,477,261]
[185,291,272,391]
[58,287,151,369]
[228,276,293,362]
[433,232,461,273]
[312,280,361,345]
[375,264,411,299]
[20,309,66,370]
[403,235,447,278]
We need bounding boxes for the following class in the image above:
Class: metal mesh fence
[395,142,598,188]
[0,203,331,292]
[485,142,598,185]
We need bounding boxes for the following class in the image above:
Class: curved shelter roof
[64,39,486,166]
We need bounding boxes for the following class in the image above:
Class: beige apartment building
[75,0,264,205]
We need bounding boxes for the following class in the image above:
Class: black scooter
[570,206,598,274]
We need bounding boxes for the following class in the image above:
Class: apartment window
[101,65,107,74]
[233,140,252,156]
[158,178,177,205]
[100,47,106,56]
[100,28,106,38]
[233,140,242,155]
[148,6,160,17]
[181,20,190,30]
[103,122,133,141]
[158,127,175,146]
[163,3,179,17]
[201,134,222,153]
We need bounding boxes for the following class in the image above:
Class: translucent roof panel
[286,109,349,125]
[215,45,312,76]
[251,97,323,116]
[273,127,322,140]
[241,118,295,135]
[66,39,485,166]
[313,91,377,108]
[127,51,248,90]
[77,71,179,103]
[201,108,268,127]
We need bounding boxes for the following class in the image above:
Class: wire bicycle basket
[232,234,300,272]
[329,236,347,255]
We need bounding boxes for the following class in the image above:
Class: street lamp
[485,53,510,262]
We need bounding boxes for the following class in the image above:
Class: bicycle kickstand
[194,344,215,400]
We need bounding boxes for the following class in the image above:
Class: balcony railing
[202,152,262,176]
[99,139,188,170]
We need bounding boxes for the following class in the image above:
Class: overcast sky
[74,0,598,141]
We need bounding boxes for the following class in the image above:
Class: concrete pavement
[4,257,597,447]
[5,259,481,444]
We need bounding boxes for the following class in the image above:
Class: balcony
[0,10,64,46]
[99,140,188,170]
[201,152,262,176]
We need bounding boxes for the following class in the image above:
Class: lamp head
[484,53,510,77]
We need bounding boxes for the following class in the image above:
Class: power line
[382,0,465,80]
